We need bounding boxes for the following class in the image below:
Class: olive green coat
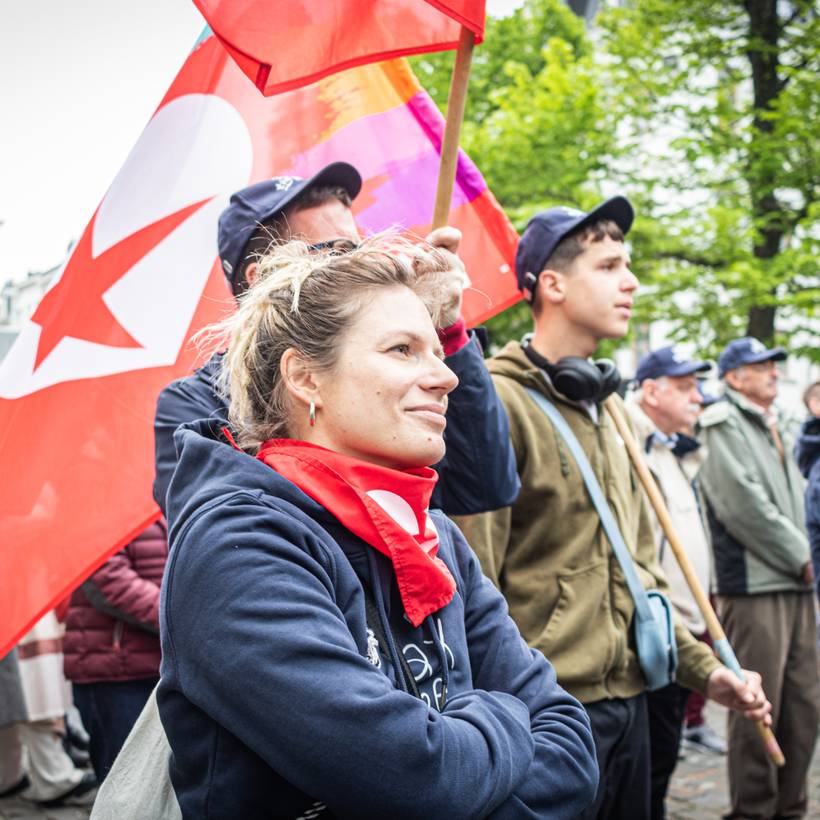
[469,342,720,703]
[698,387,809,595]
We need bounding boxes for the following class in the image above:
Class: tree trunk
[746,305,776,342]
[742,0,783,342]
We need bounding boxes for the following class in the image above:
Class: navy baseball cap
[635,345,711,384]
[718,337,787,378]
[515,196,635,301]
[217,161,362,291]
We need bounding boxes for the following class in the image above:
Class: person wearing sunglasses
[153,162,519,521]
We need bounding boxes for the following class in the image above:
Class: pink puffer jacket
[63,520,167,683]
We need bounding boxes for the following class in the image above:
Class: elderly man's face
[726,360,778,408]
[641,375,702,435]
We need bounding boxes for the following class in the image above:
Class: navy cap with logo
[718,336,787,378]
[515,196,635,301]
[217,161,362,292]
[634,345,711,384]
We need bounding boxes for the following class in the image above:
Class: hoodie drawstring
[423,616,449,711]
[364,549,421,700]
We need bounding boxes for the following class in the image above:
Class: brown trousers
[717,591,820,819]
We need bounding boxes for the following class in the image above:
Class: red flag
[193,0,485,95]
[0,32,518,657]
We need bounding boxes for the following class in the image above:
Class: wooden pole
[603,396,785,768]
[431,26,475,230]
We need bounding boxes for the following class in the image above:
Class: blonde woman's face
[310,285,458,470]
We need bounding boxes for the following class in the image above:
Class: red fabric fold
[193,0,487,96]
[257,440,455,626]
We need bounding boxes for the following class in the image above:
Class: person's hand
[802,562,814,585]
[424,226,469,330]
[706,667,772,724]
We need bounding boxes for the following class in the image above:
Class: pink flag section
[0,31,519,658]
[193,0,486,95]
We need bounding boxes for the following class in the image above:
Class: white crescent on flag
[0,94,252,399]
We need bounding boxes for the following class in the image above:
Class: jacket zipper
[112,620,124,652]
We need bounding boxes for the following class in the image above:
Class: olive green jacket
[469,342,720,703]
[698,387,809,596]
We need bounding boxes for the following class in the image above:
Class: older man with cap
[626,346,726,819]
[153,162,519,518]
[468,199,771,820]
[698,337,819,819]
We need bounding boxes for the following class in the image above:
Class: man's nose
[622,268,639,292]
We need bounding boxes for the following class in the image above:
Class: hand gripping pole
[603,396,784,767]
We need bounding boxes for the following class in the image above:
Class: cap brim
[259,161,363,224]
[748,348,787,365]
[303,161,362,202]
[573,195,635,239]
[669,360,712,378]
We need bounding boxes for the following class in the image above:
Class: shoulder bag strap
[524,388,654,624]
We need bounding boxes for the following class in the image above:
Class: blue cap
[217,161,362,291]
[515,196,634,300]
[635,345,711,384]
[717,337,787,378]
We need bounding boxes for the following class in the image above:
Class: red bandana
[256,440,456,627]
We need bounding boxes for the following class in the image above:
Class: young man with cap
[153,162,519,518]
[698,337,819,819]
[626,346,725,819]
[468,201,771,820]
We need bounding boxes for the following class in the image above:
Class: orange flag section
[193,0,486,94]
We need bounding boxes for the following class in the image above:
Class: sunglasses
[307,238,360,254]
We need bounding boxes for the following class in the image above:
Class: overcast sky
[0,0,522,285]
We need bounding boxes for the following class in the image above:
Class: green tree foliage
[597,0,819,359]
[412,0,620,349]
[415,0,818,359]
[412,0,588,125]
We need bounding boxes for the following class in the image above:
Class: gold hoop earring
[309,400,316,427]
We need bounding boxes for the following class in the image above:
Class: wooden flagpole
[432,26,475,230]
[603,396,785,767]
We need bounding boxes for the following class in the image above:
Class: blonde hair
[212,234,452,452]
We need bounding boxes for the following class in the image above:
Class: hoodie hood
[489,340,591,412]
[488,340,543,387]
[796,417,820,478]
[166,419,337,546]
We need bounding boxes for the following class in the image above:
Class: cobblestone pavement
[668,702,820,819]
[0,801,89,820]
[2,702,819,819]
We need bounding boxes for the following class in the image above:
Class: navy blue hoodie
[158,421,597,819]
[153,334,519,518]
[796,417,820,600]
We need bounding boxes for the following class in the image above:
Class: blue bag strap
[524,388,654,624]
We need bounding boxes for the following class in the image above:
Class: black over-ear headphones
[523,340,621,403]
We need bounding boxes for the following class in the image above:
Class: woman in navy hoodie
[158,237,597,819]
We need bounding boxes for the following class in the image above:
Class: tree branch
[655,251,729,268]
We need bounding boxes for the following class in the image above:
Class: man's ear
[280,348,322,409]
[536,268,567,306]
[642,379,660,409]
[245,261,259,289]
[724,369,743,392]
